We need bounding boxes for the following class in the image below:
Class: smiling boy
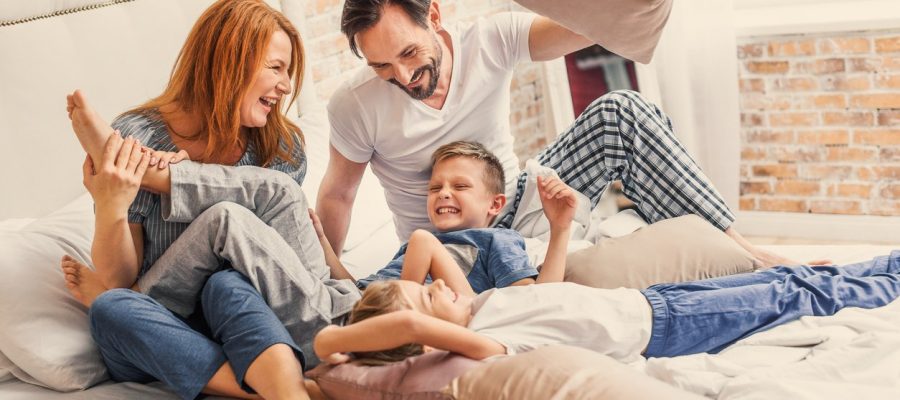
[356,141,577,293]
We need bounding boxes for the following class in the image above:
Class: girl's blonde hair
[348,281,424,365]
[131,0,305,166]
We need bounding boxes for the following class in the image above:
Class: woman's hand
[83,133,150,217]
[145,148,189,169]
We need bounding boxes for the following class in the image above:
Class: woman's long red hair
[133,0,305,166]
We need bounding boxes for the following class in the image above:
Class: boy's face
[427,157,505,232]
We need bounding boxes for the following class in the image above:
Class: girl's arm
[314,310,505,362]
[401,230,476,297]
[309,209,355,282]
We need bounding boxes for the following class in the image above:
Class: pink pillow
[306,351,482,399]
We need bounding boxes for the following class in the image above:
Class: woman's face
[240,30,293,128]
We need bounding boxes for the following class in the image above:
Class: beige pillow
[445,345,703,399]
[514,0,673,64]
[565,215,754,289]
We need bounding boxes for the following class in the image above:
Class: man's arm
[528,16,593,62]
[316,145,367,255]
[314,311,505,363]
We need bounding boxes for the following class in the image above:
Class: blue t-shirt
[357,228,538,293]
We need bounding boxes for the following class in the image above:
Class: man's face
[356,4,443,100]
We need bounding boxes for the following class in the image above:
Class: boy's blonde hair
[348,281,424,365]
[431,141,505,195]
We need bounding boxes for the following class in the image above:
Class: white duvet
[646,282,900,399]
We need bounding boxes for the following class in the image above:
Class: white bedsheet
[2,244,898,399]
[645,245,900,399]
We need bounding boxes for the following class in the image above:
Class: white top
[327,12,536,240]
[467,283,653,363]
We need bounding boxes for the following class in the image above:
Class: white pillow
[0,193,108,390]
[297,105,395,253]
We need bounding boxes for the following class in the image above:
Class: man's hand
[82,133,150,216]
[537,175,577,231]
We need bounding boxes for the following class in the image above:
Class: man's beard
[389,36,443,100]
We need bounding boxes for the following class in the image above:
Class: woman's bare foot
[67,89,117,164]
[61,255,109,308]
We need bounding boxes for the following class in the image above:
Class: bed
[1,1,899,399]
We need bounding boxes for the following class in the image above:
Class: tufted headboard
[0,0,325,220]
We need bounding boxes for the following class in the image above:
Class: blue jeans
[90,270,303,400]
[642,251,900,357]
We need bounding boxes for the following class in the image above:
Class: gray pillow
[565,215,755,289]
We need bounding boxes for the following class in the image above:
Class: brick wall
[302,0,549,162]
[738,29,900,216]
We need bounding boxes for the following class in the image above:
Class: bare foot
[67,89,117,164]
[61,255,109,308]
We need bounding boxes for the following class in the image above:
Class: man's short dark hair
[431,141,506,195]
[341,0,432,58]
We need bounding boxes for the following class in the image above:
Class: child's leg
[136,201,360,368]
[68,90,173,193]
[642,252,900,358]
[400,230,476,296]
[67,90,115,165]
[162,162,329,280]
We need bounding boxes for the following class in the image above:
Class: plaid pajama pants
[496,90,735,231]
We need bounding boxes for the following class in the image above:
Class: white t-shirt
[467,283,653,363]
[327,12,536,240]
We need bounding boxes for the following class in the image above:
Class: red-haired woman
[61,1,354,398]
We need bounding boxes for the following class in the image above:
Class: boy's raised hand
[537,175,577,231]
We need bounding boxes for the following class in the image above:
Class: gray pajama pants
[135,162,360,366]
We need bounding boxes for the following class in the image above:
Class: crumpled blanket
[644,296,900,399]
[507,159,648,268]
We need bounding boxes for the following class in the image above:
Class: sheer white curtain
[636,0,741,209]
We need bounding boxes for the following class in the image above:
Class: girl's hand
[309,208,326,239]
[145,148,189,169]
[537,175,577,231]
[82,133,150,216]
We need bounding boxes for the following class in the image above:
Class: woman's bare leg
[239,344,310,400]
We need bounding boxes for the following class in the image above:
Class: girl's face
[240,30,292,128]
[397,279,473,326]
